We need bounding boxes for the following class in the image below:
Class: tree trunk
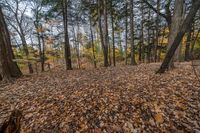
[108,39,112,66]
[125,1,128,65]
[130,0,137,65]
[184,24,192,61]
[19,33,34,74]
[157,0,200,73]
[76,23,81,69]
[158,26,166,62]
[0,7,22,81]
[98,0,105,66]
[147,9,151,63]
[139,2,145,63]
[154,0,160,62]
[98,0,109,67]
[167,0,184,67]
[190,28,200,59]
[41,28,45,72]
[15,11,33,74]
[152,29,156,62]
[34,20,43,72]
[89,16,97,68]
[103,0,109,67]
[62,0,72,70]
[111,1,116,66]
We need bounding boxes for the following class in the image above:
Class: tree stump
[0,110,22,133]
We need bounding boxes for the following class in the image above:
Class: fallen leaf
[154,113,164,124]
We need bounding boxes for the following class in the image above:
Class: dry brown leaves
[0,63,200,132]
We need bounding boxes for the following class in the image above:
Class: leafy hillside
[0,63,199,132]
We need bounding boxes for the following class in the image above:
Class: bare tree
[3,0,34,73]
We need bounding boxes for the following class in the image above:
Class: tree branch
[142,0,169,22]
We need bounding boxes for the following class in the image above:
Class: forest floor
[0,63,200,132]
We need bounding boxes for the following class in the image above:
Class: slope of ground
[0,63,200,132]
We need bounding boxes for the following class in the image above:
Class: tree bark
[103,0,109,67]
[17,27,34,74]
[184,24,192,61]
[130,0,137,65]
[147,9,151,63]
[34,20,43,72]
[154,0,160,62]
[62,0,72,70]
[167,0,184,67]
[98,0,109,67]
[125,1,128,65]
[158,26,166,62]
[0,7,22,81]
[111,0,116,66]
[41,27,45,72]
[157,0,200,73]
[75,23,81,69]
[190,28,200,59]
[89,16,97,68]
[139,2,145,63]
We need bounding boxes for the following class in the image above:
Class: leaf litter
[0,63,200,132]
